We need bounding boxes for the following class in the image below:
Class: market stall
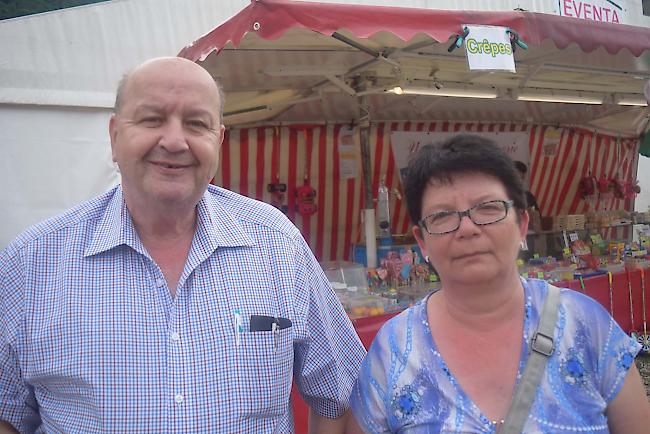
[178,0,650,430]
[179,0,649,259]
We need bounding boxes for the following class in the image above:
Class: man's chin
[147,187,201,207]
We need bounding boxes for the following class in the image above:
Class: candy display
[322,248,440,318]
[522,211,650,283]
[347,294,389,318]
[326,215,650,321]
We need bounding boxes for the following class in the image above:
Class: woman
[349,135,650,433]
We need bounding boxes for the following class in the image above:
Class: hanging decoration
[578,133,597,205]
[267,174,288,214]
[295,178,317,216]
[296,129,317,217]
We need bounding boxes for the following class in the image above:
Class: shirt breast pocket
[237,327,293,417]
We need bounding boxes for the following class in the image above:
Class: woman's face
[413,171,528,286]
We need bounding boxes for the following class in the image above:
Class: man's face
[109,59,225,211]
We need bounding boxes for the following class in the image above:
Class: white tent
[0,0,250,247]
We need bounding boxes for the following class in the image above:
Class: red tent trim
[179,0,650,61]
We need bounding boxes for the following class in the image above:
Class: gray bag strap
[500,283,560,434]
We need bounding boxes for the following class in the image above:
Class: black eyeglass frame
[418,199,515,235]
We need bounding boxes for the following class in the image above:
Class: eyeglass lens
[423,200,510,234]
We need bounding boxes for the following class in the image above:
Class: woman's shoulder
[525,277,609,315]
[384,295,429,329]
[369,298,427,354]
[524,277,624,354]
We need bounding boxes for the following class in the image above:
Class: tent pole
[359,94,377,268]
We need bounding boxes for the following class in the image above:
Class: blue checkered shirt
[0,185,366,433]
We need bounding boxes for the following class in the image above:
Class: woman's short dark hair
[403,134,527,224]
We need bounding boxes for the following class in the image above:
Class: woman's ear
[414,224,438,271]
[413,224,427,253]
[518,209,530,241]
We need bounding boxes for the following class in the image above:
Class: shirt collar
[194,186,256,250]
[85,185,255,257]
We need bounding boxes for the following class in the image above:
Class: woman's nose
[455,214,480,236]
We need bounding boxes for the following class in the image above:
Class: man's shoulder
[4,187,119,255]
[206,185,299,237]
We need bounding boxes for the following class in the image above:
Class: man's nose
[158,118,189,152]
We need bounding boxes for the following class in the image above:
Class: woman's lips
[453,251,489,260]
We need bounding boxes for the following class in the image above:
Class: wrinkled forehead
[123,72,221,115]
[132,69,215,95]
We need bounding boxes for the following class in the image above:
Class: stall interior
[183,0,649,332]
[216,123,639,261]
[214,121,642,324]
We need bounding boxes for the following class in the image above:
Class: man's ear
[108,114,118,162]
[217,123,225,147]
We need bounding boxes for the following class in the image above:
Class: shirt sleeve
[0,247,40,432]
[599,316,641,403]
[349,325,392,434]
[291,235,366,419]
[572,290,642,404]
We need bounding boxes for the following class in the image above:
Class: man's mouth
[152,161,188,169]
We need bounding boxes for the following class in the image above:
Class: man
[0,57,365,433]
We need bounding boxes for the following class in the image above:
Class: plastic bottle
[377,176,391,238]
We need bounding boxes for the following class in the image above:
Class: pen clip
[234,309,243,347]
[272,318,279,350]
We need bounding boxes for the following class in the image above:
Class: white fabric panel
[0,0,250,248]
[0,106,119,248]
[0,0,251,106]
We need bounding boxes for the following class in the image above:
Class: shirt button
[155,278,165,287]
[170,332,180,342]
[174,394,184,404]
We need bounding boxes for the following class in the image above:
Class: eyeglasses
[419,200,515,235]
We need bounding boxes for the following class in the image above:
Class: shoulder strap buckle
[531,331,554,357]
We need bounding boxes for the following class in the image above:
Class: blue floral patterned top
[350,278,641,433]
